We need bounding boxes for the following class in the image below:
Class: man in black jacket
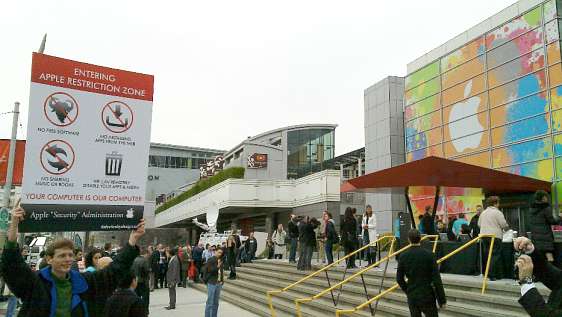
[288,214,300,263]
[514,236,562,316]
[0,200,145,317]
[104,270,146,317]
[132,247,150,313]
[397,229,446,317]
[244,232,258,263]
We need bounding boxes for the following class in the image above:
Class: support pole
[432,186,440,217]
[405,187,415,229]
[1,102,20,247]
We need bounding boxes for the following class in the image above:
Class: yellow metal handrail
[266,235,394,317]
[335,234,497,317]
[294,235,439,317]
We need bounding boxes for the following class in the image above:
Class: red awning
[341,156,552,193]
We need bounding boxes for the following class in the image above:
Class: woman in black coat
[341,207,358,269]
[297,217,319,271]
[529,190,561,262]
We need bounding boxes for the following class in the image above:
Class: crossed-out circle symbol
[40,139,76,175]
[43,92,79,127]
[101,101,134,133]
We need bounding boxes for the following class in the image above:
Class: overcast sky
[1,0,514,155]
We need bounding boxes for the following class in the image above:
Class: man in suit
[165,248,180,310]
[514,236,562,316]
[397,229,446,317]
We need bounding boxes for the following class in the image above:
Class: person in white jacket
[362,205,377,265]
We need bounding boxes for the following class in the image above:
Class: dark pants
[407,299,438,317]
[229,259,236,278]
[325,240,334,264]
[168,285,176,308]
[289,238,298,263]
[483,237,502,279]
[344,241,357,268]
[158,264,167,288]
[195,260,203,283]
[135,282,150,313]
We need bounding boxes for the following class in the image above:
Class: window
[147,155,197,169]
[287,128,335,179]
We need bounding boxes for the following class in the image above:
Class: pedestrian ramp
[192,259,545,316]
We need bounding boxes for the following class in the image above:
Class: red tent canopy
[341,156,551,193]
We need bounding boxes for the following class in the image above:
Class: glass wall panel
[405,60,440,91]
[491,114,550,145]
[441,36,485,72]
[407,144,443,162]
[550,62,562,86]
[552,109,562,132]
[442,57,485,90]
[406,127,442,152]
[287,128,335,179]
[489,70,547,107]
[546,19,560,43]
[490,92,549,127]
[443,130,490,158]
[442,74,486,107]
[405,77,440,106]
[488,48,545,88]
[487,28,544,68]
[443,93,487,127]
[404,93,441,121]
[486,7,542,50]
[444,111,488,140]
[554,134,562,155]
[452,151,491,168]
[547,41,561,65]
[492,137,552,168]
[405,110,442,137]
[544,0,558,21]
[499,159,553,181]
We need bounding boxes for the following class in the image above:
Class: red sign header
[31,53,154,101]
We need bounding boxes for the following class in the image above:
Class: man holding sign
[0,199,145,317]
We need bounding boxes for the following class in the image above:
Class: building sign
[247,153,267,169]
[0,140,26,186]
[200,156,224,179]
[20,53,154,232]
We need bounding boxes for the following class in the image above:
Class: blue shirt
[452,219,469,236]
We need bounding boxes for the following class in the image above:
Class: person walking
[157,245,168,289]
[149,245,159,291]
[361,205,377,265]
[132,247,151,314]
[244,232,258,263]
[529,190,561,263]
[341,207,359,269]
[288,214,300,263]
[397,229,446,317]
[1,201,145,317]
[104,270,147,317]
[272,224,287,259]
[165,248,180,310]
[324,211,338,265]
[203,248,225,317]
[478,196,510,281]
[226,235,237,280]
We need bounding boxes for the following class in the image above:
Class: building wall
[404,0,562,216]
[224,143,286,180]
[364,76,406,233]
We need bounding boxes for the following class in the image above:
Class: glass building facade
[287,128,335,179]
[405,0,562,212]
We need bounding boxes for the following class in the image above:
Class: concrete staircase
[192,259,545,317]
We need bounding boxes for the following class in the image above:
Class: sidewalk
[148,285,259,317]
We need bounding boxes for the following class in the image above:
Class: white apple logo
[448,80,484,152]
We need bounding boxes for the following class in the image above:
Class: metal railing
[334,234,497,317]
[266,235,394,317]
[294,235,440,317]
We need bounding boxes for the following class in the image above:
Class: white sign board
[20,53,154,232]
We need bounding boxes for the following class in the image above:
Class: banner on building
[247,153,267,169]
[200,156,224,179]
[20,53,154,232]
[0,140,26,186]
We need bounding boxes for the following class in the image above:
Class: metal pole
[1,102,20,246]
